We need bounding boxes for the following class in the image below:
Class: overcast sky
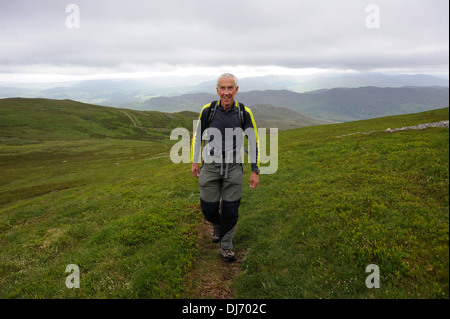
[0,0,448,83]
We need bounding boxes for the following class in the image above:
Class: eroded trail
[183,216,248,299]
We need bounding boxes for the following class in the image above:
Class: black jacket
[191,100,260,173]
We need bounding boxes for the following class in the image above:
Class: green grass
[0,98,448,298]
[234,108,449,298]
[0,139,202,298]
[0,98,200,298]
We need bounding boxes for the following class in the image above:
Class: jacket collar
[217,100,238,110]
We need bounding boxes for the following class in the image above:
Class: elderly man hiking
[191,73,260,262]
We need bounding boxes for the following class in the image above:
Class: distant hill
[160,73,450,94]
[249,104,334,130]
[1,73,447,107]
[122,94,333,129]
[290,73,449,92]
[297,86,450,122]
[0,98,198,144]
[123,93,217,112]
[131,86,449,122]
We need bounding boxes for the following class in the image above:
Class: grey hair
[216,73,238,88]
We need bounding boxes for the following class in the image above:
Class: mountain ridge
[1,73,447,107]
[125,86,449,122]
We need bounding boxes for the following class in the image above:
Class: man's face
[216,77,239,109]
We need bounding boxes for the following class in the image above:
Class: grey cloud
[0,0,448,76]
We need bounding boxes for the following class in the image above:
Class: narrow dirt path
[120,110,153,136]
[120,110,141,129]
[183,214,248,299]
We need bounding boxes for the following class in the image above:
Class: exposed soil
[183,214,248,299]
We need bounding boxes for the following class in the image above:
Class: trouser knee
[200,199,220,225]
[220,199,240,239]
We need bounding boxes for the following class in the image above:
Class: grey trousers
[199,162,243,249]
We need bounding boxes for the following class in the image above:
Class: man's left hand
[249,172,259,189]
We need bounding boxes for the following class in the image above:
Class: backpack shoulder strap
[207,100,245,129]
[206,100,218,128]
[238,102,245,129]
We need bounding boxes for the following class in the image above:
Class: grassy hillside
[0,98,197,144]
[0,98,448,299]
[234,107,449,298]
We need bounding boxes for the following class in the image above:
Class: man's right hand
[191,163,200,178]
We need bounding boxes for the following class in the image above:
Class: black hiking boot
[211,227,220,243]
[221,248,236,262]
